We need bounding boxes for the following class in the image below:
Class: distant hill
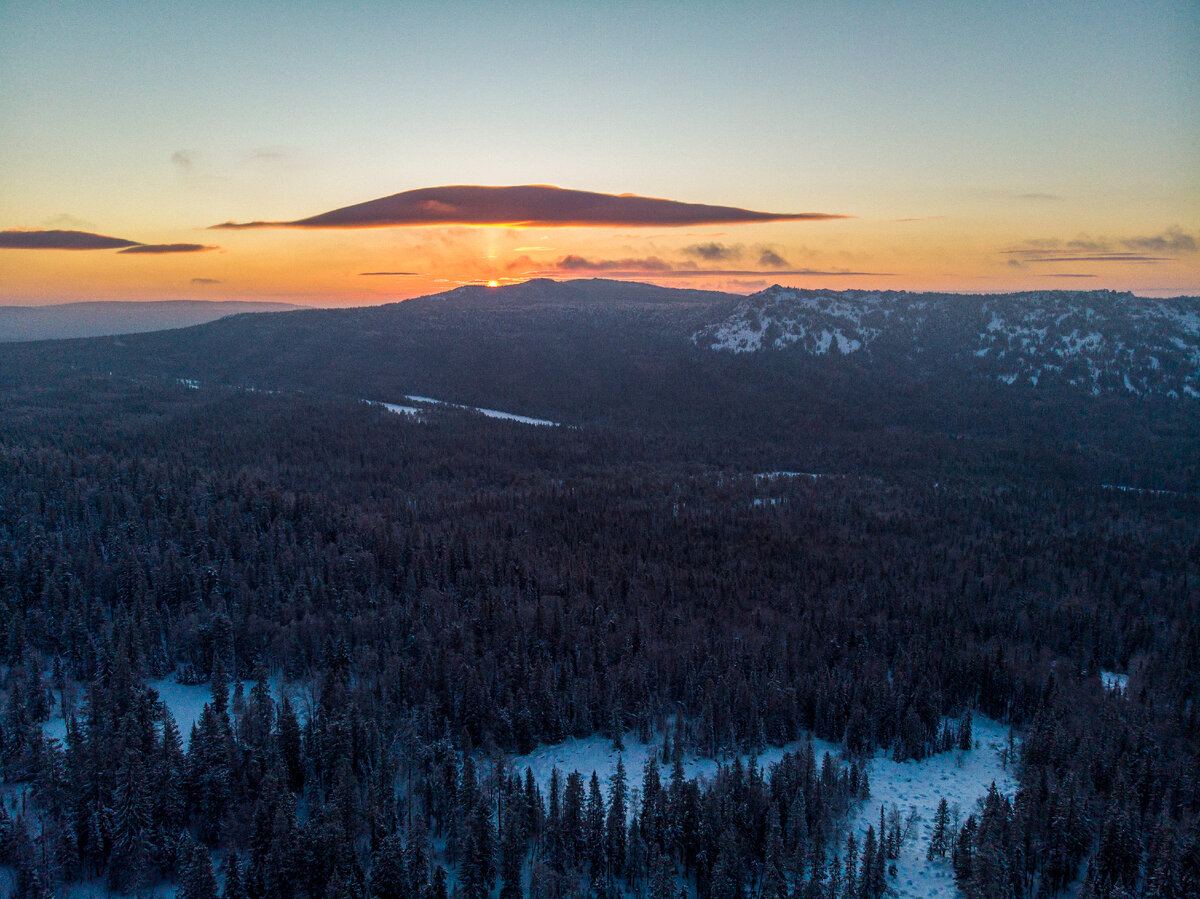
[0,300,306,342]
[1,278,1197,486]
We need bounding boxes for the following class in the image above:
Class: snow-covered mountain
[693,287,1200,398]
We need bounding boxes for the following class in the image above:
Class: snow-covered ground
[364,398,424,417]
[754,471,829,480]
[404,395,559,427]
[846,715,1019,899]
[1100,670,1129,693]
[59,879,177,899]
[508,729,841,805]
[1099,483,1187,497]
[511,714,1017,899]
[41,677,297,745]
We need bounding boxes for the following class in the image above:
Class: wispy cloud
[244,149,289,164]
[555,254,675,272]
[41,213,96,230]
[359,271,420,276]
[170,150,195,172]
[683,241,742,262]
[211,185,848,230]
[1123,226,1196,254]
[191,277,221,285]
[529,256,889,278]
[0,229,139,250]
[118,243,217,254]
[1005,252,1170,265]
[758,248,790,268]
[1002,227,1197,267]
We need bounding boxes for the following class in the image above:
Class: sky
[1,0,1198,305]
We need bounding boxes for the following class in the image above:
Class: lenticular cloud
[211,184,846,230]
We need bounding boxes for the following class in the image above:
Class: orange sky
[1,2,1197,304]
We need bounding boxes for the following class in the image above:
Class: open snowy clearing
[511,714,1017,899]
[364,398,424,417]
[42,676,300,745]
[508,729,841,806]
[846,715,1019,899]
[404,394,560,426]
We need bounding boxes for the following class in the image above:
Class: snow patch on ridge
[692,287,1200,398]
[693,287,885,355]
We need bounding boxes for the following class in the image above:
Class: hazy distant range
[0,300,305,342]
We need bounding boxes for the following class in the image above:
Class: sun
[487,280,499,288]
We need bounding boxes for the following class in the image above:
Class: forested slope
[0,280,1197,897]
[0,378,1195,897]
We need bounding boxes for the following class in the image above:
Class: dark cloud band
[1004,251,1170,264]
[118,243,216,254]
[212,185,847,230]
[0,229,139,250]
[1,229,218,254]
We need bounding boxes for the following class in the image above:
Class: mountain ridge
[693,284,1200,398]
[1,279,1197,491]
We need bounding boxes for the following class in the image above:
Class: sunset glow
[1,1,1196,304]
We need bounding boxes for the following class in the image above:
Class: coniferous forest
[0,286,1197,898]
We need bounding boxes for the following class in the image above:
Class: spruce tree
[178,839,219,899]
[586,772,606,879]
[221,853,248,899]
[369,831,406,899]
[606,757,628,881]
[928,798,951,860]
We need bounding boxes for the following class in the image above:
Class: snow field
[507,729,841,812]
[510,714,1017,899]
[404,395,559,427]
[41,676,297,746]
[845,714,1019,899]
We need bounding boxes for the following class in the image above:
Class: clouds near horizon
[533,254,888,278]
[1002,227,1197,268]
[758,248,790,268]
[684,242,743,262]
